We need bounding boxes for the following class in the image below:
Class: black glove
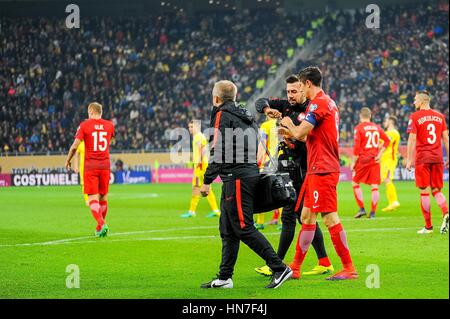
[255,98,270,114]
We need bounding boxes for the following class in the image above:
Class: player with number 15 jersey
[65,102,115,238]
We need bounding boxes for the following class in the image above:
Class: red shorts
[84,169,110,195]
[415,163,444,189]
[304,172,340,213]
[353,159,380,185]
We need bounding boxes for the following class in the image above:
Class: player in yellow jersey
[73,140,89,206]
[254,117,281,229]
[381,115,401,212]
[181,120,220,218]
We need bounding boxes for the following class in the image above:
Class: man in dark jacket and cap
[200,80,292,289]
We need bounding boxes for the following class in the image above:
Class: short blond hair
[213,80,238,102]
[88,102,103,115]
[360,107,372,119]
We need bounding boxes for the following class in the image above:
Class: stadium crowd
[0,2,448,154]
[0,9,316,154]
[304,2,449,144]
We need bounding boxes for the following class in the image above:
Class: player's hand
[350,162,355,171]
[278,127,292,138]
[374,154,381,163]
[264,108,282,119]
[280,116,294,130]
[200,184,211,197]
[65,161,72,172]
[405,160,413,171]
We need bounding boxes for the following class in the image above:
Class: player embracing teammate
[280,67,358,280]
[65,102,115,237]
[406,91,449,234]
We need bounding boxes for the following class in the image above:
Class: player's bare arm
[351,155,359,171]
[73,151,80,173]
[280,116,313,141]
[406,133,416,171]
[443,130,449,169]
[65,139,82,171]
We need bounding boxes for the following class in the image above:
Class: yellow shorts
[192,170,206,187]
[381,160,397,182]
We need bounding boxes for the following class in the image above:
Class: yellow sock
[189,195,201,213]
[386,182,398,205]
[206,189,220,213]
[83,194,89,205]
[256,213,265,225]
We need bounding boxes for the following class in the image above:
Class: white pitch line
[0,226,217,248]
[0,227,417,248]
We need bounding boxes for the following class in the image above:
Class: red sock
[420,194,432,229]
[432,191,449,217]
[293,224,316,266]
[318,257,331,267]
[272,209,280,220]
[353,185,365,210]
[89,200,104,231]
[371,187,379,212]
[328,223,354,270]
[100,200,108,219]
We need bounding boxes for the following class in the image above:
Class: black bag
[254,171,297,213]
[253,134,297,214]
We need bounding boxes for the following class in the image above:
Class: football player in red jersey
[406,91,449,235]
[280,66,357,281]
[65,103,115,237]
[352,107,391,219]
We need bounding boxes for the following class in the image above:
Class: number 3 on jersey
[92,131,108,152]
[426,123,437,145]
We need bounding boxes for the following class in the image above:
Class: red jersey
[75,119,115,171]
[304,90,340,174]
[353,122,390,160]
[407,109,447,164]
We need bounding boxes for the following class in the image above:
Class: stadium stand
[0,2,448,154]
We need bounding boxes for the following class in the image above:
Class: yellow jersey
[381,129,400,163]
[260,119,278,164]
[193,132,209,172]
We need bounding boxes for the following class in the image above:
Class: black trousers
[219,176,285,280]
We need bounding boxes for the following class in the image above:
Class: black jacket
[255,98,309,170]
[204,101,259,185]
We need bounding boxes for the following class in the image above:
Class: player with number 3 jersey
[65,102,115,238]
[406,91,449,235]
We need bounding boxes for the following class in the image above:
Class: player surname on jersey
[416,115,443,125]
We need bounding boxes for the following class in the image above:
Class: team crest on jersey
[309,104,318,112]
[298,113,306,121]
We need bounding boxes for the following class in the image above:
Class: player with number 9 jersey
[75,116,115,195]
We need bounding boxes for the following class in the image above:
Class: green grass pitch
[0,181,448,299]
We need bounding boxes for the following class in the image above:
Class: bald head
[212,80,238,106]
